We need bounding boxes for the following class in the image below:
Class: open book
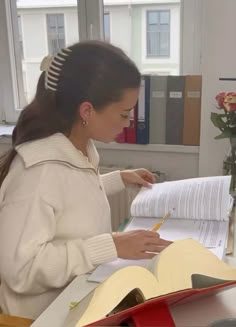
[89,175,233,283]
[128,175,233,257]
[63,239,236,327]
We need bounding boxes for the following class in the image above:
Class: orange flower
[223,92,236,112]
[211,91,236,139]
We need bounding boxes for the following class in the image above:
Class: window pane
[47,14,65,55]
[146,10,170,57]
[160,32,169,56]
[148,11,159,25]
[17,15,24,59]
[104,13,110,42]
[103,1,180,74]
[160,11,170,25]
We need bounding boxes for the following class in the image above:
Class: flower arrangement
[211,92,236,194]
[211,92,236,139]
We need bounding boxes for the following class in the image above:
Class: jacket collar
[15,133,100,171]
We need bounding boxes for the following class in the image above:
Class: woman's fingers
[112,230,172,260]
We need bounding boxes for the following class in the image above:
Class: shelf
[95,141,200,154]
[0,128,200,155]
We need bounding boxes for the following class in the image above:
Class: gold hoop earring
[82,120,88,126]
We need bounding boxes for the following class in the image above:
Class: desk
[32,213,236,327]
[31,274,236,327]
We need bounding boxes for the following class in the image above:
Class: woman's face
[88,88,140,143]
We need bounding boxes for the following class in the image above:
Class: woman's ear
[78,101,94,122]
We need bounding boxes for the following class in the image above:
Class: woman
[0,40,171,319]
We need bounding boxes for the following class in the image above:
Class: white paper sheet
[126,217,229,248]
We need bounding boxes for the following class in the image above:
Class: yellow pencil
[151,208,175,232]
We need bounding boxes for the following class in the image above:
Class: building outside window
[104,12,110,42]
[46,14,65,55]
[146,10,170,57]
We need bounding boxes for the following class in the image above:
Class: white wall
[65,10,79,45]
[106,5,131,56]
[199,0,236,176]
[97,144,199,180]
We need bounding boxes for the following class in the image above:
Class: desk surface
[32,213,236,327]
[31,273,236,327]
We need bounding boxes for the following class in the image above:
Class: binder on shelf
[136,75,150,144]
[165,76,185,145]
[149,75,168,144]
[182,75,202,145]
[126,104,137,143]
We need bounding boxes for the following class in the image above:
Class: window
[104,13,110,42]
[46,14,65,55]
[146,10,170,57]
[2,0,183,124]
[17,15,23,59]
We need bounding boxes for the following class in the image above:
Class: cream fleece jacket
[0,133,125,319]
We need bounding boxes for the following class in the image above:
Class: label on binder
[169,91,182,98]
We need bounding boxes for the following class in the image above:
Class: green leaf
[211,112,227,129]
[69,301,80,310]
[214,129,232,139]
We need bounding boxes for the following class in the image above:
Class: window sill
[0,125,14,144]
[95,141,200,154]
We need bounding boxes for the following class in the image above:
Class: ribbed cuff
[100,171,125,196]
[85,233,117,266]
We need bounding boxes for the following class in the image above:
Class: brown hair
[0,40,141,187]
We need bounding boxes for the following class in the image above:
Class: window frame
[0,0,25,123]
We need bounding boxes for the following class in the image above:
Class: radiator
[100,165,166,231]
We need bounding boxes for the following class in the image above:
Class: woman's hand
[120,168,156,188]
[112,230,172,260]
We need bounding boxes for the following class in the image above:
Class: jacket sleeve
[0,194,117,295]
[100,170,125,196]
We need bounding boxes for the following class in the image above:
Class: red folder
[86,280,236,327]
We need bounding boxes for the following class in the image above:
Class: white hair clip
[40,47,72,91]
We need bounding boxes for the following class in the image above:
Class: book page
[130,176,232,221]
[88,216,228,283]
[88,258,151,283]
[126,217,228,255]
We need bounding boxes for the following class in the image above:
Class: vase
[223,137,236,195]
